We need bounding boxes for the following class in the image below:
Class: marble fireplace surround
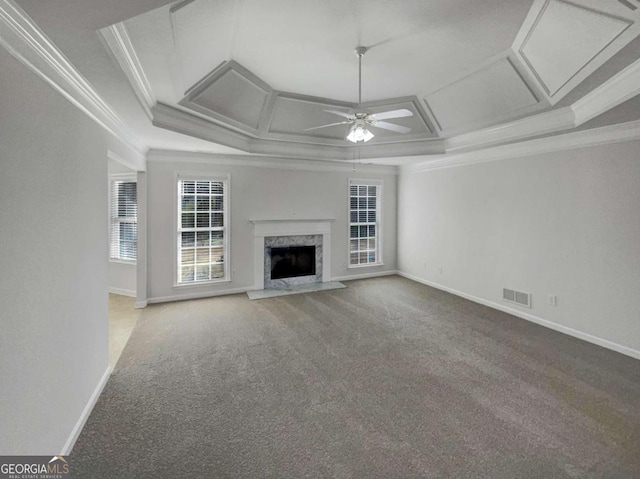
[250,219,334,290]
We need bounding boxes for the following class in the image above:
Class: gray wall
[0,47,109,453]
[398,140,640,355]
[145,154,398,302]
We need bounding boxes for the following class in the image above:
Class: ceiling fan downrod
[355,46,367,107]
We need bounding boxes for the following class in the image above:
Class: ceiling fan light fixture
[347,124,374,143]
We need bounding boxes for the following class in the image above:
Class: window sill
[173,278,231,288]
[347,262,384,269]
[109,259,137,266]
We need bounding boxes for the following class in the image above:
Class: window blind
[177,179,228,283]
[110,180,137,262]
[349,180,381,266]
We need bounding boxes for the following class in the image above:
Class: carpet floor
[71,276,640,478]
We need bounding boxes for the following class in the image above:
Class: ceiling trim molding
[572,56,640,125]
[152,102,251,151]
[100,23,155,120]
[402,119,640,174]
[146,149,399,175]
[153,102,447,161]
[0,0,146,161]
[445,106,576,153]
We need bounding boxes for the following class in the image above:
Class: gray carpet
[71,276,640,478]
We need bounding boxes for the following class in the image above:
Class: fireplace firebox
[270,246,316,280]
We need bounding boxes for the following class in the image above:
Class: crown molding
[146,149,399,175]
[402,119,640,174]
[0,0,146,161]
[445,105,576,153]
[572,57,640,125]
[100,23,155,121]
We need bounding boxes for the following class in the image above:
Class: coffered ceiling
[11,0,640,164]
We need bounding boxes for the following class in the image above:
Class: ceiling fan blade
[371,109,413,120]
[372,121,412,134]
[324,109,353,119]
[304,121,351,131]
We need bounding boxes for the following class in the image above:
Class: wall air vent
[503,288,531,308]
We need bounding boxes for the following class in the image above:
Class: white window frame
[109,174,137,264]
[174,172,231,287]
[348,178,383,268]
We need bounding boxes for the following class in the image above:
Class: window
[177,176,229,284]
[109,179,137,262]
[349,179,382,266]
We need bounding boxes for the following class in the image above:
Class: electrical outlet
[548,295,557,306]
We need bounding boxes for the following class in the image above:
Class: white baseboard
[148,286,255,304]
[108,287,136,297]
[398,271,640,361]
[135,300,147,309]
[332,270,398,282]
[61,366,112,455]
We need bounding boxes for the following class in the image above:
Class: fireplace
[270,246,316,280]
[250,219,334,291]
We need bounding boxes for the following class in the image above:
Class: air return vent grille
[503,288,531,308]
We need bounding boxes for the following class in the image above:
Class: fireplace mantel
[250,219,334,290]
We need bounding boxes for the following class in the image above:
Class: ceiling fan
[305,46,413,143]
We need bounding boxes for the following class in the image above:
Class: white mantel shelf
[251,218,335,290]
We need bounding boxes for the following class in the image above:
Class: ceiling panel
[425,57,540,133]
[179,61,271,133]
[518,0,635,98]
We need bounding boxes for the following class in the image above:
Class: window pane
[350,239,358,253]
[212,196,223,211]
[182,213,195,229]
[196,181,210,194]
[196,213,209,228]
[350,226,358,239]
[181,266,194,282]
[211,231,223,246]
[196,265,210,280]
[350,211,358,223]
[350,185,358,196]
[181,195,195,212]
[211,264,225,279]
[196,196,210,211]
[359,225,368,238]
[368,197,376,209]
[211,182,224,195]
[358,185,367,196]
[181,231,195,247]
[369,225,376,237]
[358,211,367,223]
[196,248,209,263]
[368,186,377,196]
[182,181,195,195]
[368,211,377,222]
[211,247,224,263]
[358,197,367,208]
[211,212,224,227]
[181,249,194,265]
[196,231,210,247]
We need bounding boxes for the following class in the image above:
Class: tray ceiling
[10,0,640,163]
